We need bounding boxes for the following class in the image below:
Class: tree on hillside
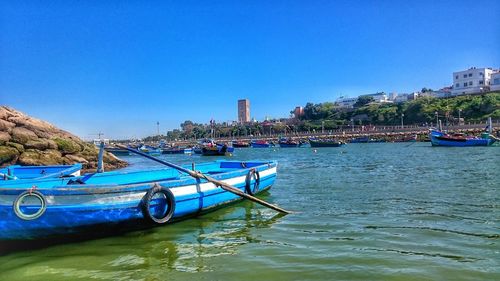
[353,96,375,108]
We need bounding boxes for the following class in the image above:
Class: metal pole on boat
[115,144,291,214]
[438,120,443,132]
[487,117,492,134]
[97,141,105,173]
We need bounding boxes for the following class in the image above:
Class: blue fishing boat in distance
[251,140,272,148]
[0,160,277,240]
[0,164,82,180]
[429,129,496,146]
[138,145,162,156]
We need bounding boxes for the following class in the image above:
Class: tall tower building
[238,99,250,123]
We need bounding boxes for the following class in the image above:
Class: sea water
[0,143,498,280]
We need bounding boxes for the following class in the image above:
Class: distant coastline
[146,92,499,142]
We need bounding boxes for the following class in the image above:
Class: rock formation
[0,106,127,172]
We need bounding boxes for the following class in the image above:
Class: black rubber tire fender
[245,168,260,195]
[140,184,176,224]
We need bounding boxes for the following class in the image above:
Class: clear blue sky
[1,0,499,139]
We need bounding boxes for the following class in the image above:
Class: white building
[388,92,398,101]
[394,93,409,103]
[361,92,389,103]
[451,67,497,96]
[335,96,358,108]
[491,72,500,92]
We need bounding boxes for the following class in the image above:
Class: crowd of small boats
[103,123,498,159]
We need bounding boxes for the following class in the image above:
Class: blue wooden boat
[429,129,496,147]
[0,160,278,240]
[138,145,162,156]
[251,140,272,148]
[0,164,82,181]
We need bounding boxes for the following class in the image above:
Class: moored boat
[350,136,385,143]
[278,138,300,148]
[232,140,250,148]
[0,160,278,240]
[394,134,417,142]
[350,136,369,143]
[430,117,497,147]
[429,129,496,147]
[201,144,234,156]
[309,138,344,147]
[138,145,162,156]
[251,140,272,148]
[161,147,192,154]
[0,164,82,180]
[104,147,131,156]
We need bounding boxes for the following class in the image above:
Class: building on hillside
[388,92,398,101]
[361,92,389,103]
[451,67,498,96]
[293,106,304,118]
[393,93,409,103]
[426,87,453,98]
[237,99,250,123]
[490,72,500,92]
[407,92,420,101]
[335,96,358,108]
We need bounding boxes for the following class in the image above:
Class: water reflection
[0,199,285,280]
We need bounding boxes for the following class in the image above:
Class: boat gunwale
[0,161,277,195]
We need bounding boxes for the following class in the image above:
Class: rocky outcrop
[0,106,127,172]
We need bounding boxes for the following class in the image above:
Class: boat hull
[161,149,185,154]
[232,143,250,148]
[278,143,299,148]
[104,148,131,156]
[0,161,276,240]
[309,140,343,147]
[429,130,495,147]
[251,142,271,148]
[201,146,234,156]
[0,164,82,180]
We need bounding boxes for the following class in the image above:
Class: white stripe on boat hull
[0,167,277,206]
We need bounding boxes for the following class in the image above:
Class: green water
[1,143,499,281]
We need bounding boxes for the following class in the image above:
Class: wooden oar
[116,144,291,214]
